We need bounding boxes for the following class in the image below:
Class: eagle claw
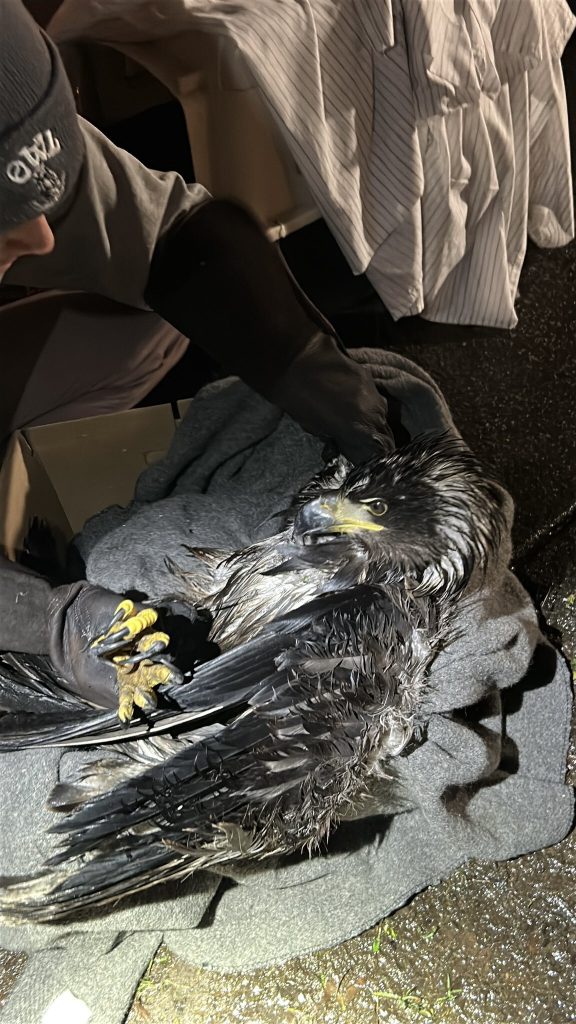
[90,600,159,655]
[90,601,183,721]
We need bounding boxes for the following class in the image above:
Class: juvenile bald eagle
[0,434,506,922]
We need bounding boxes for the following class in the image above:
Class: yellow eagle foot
[91,601,183,722]
[90,599,159,655]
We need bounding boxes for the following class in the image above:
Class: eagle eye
[363,498,388,517]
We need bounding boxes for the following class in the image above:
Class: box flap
[176,398,192,418]
[0,432,72,563]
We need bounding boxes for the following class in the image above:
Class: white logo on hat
[6,129,61,185]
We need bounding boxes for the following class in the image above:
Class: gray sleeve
[4,117,210,309]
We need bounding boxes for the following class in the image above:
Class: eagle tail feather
[0,841,192,923]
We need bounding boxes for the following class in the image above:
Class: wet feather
[0,434,507,921]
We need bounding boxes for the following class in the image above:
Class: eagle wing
[0,585,437,922]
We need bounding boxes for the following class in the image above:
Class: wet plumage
[0,434,507,922]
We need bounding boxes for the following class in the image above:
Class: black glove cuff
[46,581,87,673]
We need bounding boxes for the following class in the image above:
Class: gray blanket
[1,349,573,1024]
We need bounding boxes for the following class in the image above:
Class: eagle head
[293,434,508,599]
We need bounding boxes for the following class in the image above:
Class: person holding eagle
[0,0,393,715]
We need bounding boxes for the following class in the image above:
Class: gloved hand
[47,582,183,718]
[268,331,394,463]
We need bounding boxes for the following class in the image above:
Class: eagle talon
[91,608,180,721]
[92,599,136,646]
[115,664,170,723]
[136,632,170,654]
[91,626,132,654]
[113,642,180,722]
[120,639,169,667]
[153,656,184,683]
[91,603,159,654]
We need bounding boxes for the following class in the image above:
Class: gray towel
[1,349,572,1024]
[75,350,457,596]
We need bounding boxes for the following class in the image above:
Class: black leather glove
[268,331,394,462]
[47,582,181,715]
[0,560,198,717]
[145,199,393,463]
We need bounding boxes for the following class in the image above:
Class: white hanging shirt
[49,0,576,328]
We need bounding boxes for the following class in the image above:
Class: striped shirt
[50,0,576,328]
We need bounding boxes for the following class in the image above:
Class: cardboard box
[173,32,318,240]
[0,403,184,565]
[52,25,319,239]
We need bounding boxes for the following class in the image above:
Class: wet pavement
[1,31,575,1024]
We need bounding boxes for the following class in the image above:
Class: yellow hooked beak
[295,496,385,538]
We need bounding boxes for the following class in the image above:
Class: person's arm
[144,198,394,463]
[6,118,392,461]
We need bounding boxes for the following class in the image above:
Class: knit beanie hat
[0,0,83,231]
